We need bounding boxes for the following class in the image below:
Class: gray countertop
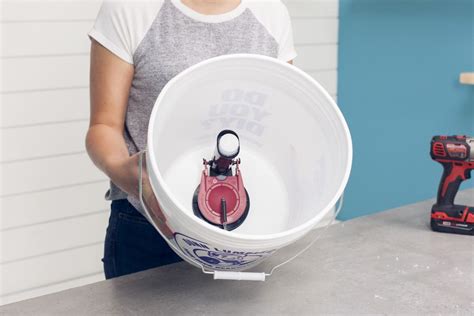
[2,189,473,315]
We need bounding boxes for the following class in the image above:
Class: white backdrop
[0,0,339,305]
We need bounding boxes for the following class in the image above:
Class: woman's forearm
[86,124,138,196]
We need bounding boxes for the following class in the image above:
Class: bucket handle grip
[138,149,344,281]
[213,271,266,281]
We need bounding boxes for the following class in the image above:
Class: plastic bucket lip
[147,53,353,242]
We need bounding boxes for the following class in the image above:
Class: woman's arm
[87,40,177,238]
[86,39,141,196]
[86,39,166,208]
[87,39,171,235]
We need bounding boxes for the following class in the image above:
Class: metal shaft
[221,198,228,230]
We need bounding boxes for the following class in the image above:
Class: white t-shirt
[88,0,297,64]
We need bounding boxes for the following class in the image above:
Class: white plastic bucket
[144,54,352,276]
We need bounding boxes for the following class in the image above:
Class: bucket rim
[147,53,353,241]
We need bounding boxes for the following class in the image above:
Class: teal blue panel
[338,0,473,219]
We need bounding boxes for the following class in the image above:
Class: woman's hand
[108,153,174,238]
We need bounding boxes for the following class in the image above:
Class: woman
[86,0,297,279]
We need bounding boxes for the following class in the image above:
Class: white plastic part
[213,271,266,281]
[218,133,239,157]
[144,54,353,274]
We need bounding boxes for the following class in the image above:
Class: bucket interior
[149,56,350,235]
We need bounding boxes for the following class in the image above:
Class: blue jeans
[102,199,182,279]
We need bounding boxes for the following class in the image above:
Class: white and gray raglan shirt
[87,0,297,211]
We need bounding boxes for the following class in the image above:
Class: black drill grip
[436,162,468,206]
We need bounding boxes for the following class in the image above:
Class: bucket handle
[264,194,344,277]
[204,195,344,281]
[138,149,344,282]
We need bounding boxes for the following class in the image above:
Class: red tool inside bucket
[192,130,250,231]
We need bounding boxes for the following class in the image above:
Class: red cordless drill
[430,135,474,235]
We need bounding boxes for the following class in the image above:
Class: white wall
[0,0,339,305]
